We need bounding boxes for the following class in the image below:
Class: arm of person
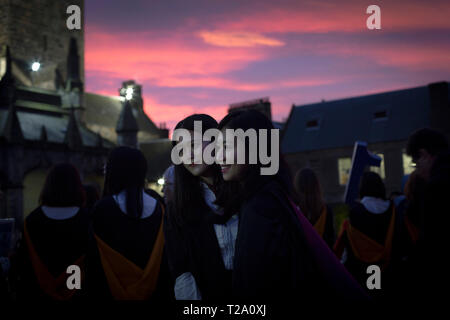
[174,272,202,300]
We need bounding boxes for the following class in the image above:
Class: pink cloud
[142,94,228,135]
[212,1,450,33]
[84,1,449,133]
[85,29,267,81]
[308,39,450,72]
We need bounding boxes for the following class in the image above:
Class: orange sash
[313,207,327,237]
[23,220,85,300]
[334,207,396,270]
[94,208,165,300]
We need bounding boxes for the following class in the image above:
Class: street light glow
[125,87,134,100]
[31,62,40,71]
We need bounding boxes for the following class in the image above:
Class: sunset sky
[84,0,450,132]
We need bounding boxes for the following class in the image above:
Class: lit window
[338,158,352,186]
[402,152,415,175]
[369,153,385,179]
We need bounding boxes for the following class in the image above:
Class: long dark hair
[294,168,325,224]
[215,110,294,216]
[103,146,148,218]
[40,163,86,207]
[172,114,224,226]
[359,171,386,200]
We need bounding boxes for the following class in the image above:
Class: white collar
[112,190,157,219]
[201,182,222,215]
[360,196,390,214]
[41,206,80,220]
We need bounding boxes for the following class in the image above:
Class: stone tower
[0,0,84,90]
[116,100,139,148]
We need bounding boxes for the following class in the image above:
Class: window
[402,152,415,175]
[338,157,352,186]
[306,119,320,130]
[373,110,388,122]
[369,153,385,179]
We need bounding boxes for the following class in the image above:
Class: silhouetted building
[0,0,171,223]
[228,97,285,130]
[282,82,450,203]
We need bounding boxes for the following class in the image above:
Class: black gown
[164,203,232,301]
[309,205,336,248]
[232,180,367,302]
[16,206,90,300]
[86,195,173,300]
[342,201,395,297]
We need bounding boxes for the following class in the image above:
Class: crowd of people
[0,110,447,304]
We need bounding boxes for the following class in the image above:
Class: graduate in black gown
[294,168,335,248]
[164,114,238,301]
[216,110,366,302]
[17,163,89,300]
[87,147,172,300]
[334,172,396,300]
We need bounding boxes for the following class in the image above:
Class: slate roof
[84,93,167,143]
[281,84,440,154]
[0,108,114,148]
[0,85,114,148]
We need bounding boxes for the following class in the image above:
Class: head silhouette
[103,146,148,218]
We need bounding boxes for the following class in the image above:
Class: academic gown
[232,180,367,302]
[86,195,173,300]
[16,206,90,300]
[164,204,232,301]
[341,202,399,297]
[309,205,336,249]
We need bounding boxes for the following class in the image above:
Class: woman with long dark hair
[216,110,366,301]
[17,163,89,300]
[87,146,172,300]
[294,168,335,248]
[164,114,238,300]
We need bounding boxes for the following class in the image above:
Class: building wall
[284,139,410,204]
[0,0,84,90]
[0,142,108,225]
[429,82,450,135]
[22,167,48,217]
[0,1,9,47]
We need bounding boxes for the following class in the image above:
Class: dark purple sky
[84,0,450,131]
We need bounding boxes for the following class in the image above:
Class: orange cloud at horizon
[199,31,285,47]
